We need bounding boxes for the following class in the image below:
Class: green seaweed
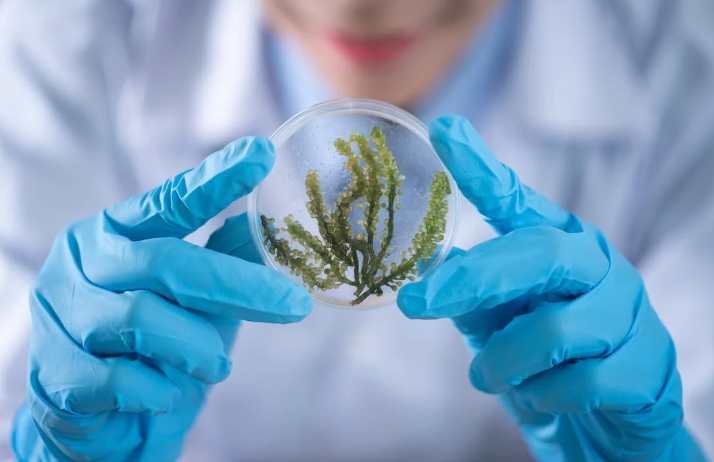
[261,127,451,305]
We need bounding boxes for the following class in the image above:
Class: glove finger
[206,213,263,263]
[24,398,144,461]
[203,213,264,347]
[447,245,526,350]
[514,306,679,417]
[105,137,274,241]
[75,288,232,384]
[469,301,612,393]
[445,246,466,261]
[470,246,647,393]
[37,357,179,415]
[429,115,577,235]
[452,298,529,350]
[73,227,312,323]
[31,290,179,414]
[39,240,232,382]
[397,225,608,319]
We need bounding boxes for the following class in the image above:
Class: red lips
[326,32,416,65]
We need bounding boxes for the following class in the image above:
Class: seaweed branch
[261,127,451,305]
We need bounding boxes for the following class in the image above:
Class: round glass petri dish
[247,98,459,309]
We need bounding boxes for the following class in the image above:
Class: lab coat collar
[503,1,648,143]
[193,1,649,148]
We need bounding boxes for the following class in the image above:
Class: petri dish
[247,98,459,309]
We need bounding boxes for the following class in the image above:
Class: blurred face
[263,0,501,107]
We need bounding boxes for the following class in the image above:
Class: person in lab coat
[0,0,712,460]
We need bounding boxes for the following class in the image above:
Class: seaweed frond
[260,127,451,305]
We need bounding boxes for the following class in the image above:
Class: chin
[331,80,402,104]
[332,79,416,108]
[316,50,426,107]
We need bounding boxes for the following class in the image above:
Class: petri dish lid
[247,98,459,309]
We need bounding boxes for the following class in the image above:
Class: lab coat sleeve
[0,0,135,458]
[634,27,714,457]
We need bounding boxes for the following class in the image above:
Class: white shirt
[0,1,712,460]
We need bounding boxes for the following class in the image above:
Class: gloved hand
[398,115,707,461]
[12,138,312,461]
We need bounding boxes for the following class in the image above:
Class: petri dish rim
[247,97,459,309]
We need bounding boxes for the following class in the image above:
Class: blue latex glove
[398,116,707,461]
[12,138,312,461]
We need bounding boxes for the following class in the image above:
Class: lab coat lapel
[124,0,280,191]
[469,1,655,247]
[504,0,650,144]
[190,0,281,144]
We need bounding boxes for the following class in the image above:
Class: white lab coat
[0,0,712,460]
